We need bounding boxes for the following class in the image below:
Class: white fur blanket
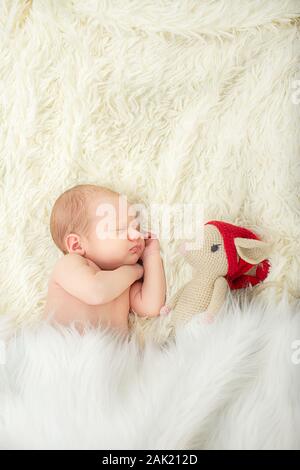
[1,291,300,450]
[0,0,299,450]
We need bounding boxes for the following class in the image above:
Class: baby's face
[83,194,146,269]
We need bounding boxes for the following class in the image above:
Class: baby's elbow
[145,307,161,317]
[146,298,168,317]
[85,286,105,306]
[134,306,160,318]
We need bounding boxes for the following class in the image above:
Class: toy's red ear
[234,237,271,264]
[226,258,271,290]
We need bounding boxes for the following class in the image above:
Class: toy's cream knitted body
[128,220,271,349]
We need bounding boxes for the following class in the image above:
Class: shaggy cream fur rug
[1,291,300,450]
[0,0,299,450]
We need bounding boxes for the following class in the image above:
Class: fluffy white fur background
[1,291,300,450]
[0,0,300,450]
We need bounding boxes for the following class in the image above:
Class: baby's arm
[52,253,143,305]
[130,237,166,317]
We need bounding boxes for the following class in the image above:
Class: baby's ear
[234,237,271,264]
[65,233,85,255]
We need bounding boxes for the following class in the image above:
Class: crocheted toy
[128,220,271,348]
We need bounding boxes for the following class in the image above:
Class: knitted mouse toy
[128,220,271,348]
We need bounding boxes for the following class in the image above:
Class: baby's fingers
[160,305,171,316]
[142,230,158,239]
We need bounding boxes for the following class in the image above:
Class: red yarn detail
[205,220,271,290]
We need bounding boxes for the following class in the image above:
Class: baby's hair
[50,184,118,254]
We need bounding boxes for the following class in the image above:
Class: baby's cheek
[97,239,116,257]
[110,240,124,255]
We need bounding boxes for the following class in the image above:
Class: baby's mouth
[129,244,142,254]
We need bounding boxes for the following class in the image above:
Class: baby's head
[50,184,145,269]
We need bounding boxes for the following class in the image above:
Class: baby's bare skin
[44,191,167,336]
[44,257,133,335]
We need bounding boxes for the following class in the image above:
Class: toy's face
[180,224,228,276]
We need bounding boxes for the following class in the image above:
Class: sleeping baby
[43,184,167,336]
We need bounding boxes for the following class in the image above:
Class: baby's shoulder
[50,253,91,278]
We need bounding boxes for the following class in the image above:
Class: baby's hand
[141,231,160,260]
[134,263,144,280]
